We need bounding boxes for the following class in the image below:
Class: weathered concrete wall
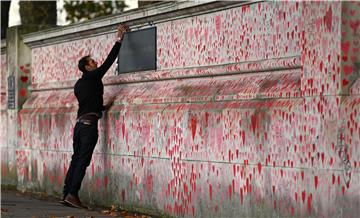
[1,27,32,186]
[2,1,359,217]
[1,40,13,185]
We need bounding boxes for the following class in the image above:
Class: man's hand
[104,96,116,110]
[117,24,129,42]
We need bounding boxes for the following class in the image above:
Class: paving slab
[1,190,121,218]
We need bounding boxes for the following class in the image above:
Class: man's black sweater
[74,41,121,119]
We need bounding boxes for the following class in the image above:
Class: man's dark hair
[78,55,90,72]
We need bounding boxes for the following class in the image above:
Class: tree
[138,1,162,8]
[64,0,127,24]
[1,0,11,39]
[19,1,57,34]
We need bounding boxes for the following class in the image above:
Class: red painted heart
[20,76,28,83]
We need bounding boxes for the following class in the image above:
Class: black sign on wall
[7,75,15,109]
[118,27,157,74]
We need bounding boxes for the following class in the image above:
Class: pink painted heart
[342,41,350,54]
[215,15,221,35]
[323,7,332,31]
[344,65,353,76]
[351,56,357,62]
[350,20,360,33]
[343,79,349,86]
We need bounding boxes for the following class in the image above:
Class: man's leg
[62,122,81,199]
[66,123,98,206]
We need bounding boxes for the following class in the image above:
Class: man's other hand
[104,96,116,110]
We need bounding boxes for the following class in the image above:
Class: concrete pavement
[1,189,125,218]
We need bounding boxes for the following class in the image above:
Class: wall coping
[23,1,250,48]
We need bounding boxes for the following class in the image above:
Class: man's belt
[77,113,100,125]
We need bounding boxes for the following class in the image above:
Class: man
[60,24,129,209]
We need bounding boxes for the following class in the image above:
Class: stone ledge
[23,67,301,109]
[30,55,301,92]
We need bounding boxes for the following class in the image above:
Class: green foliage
[1,1,11,39]
[64,0,127,24]
[138,1,162,7]
[19,1,57,34]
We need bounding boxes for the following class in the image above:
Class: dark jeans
[63,121,98,197]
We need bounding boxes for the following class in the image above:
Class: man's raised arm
[95,24,129,78]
